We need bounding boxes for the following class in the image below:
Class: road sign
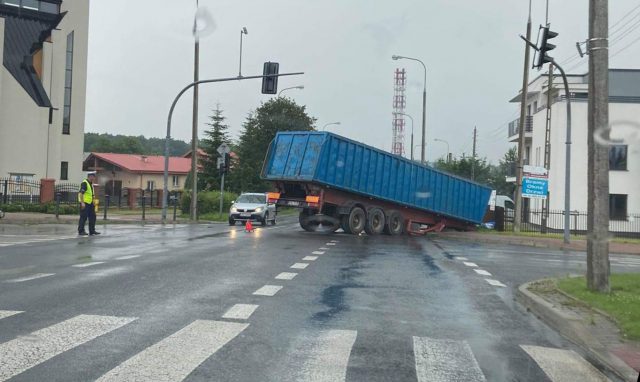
[522,177,548,199]
[217,143,231,155]
[523,165,548,177]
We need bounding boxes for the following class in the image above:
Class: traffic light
[261,62,279,94]
[535,25,558,68]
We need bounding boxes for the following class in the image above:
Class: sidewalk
[439,231,640,255]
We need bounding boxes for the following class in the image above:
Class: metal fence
[55,182,81,205]
[0,177,40,204]
[503,208,640,238]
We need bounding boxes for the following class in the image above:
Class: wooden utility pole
[587,0,610,292]
[514,0,532,233]
[190,0,200,220]
[541,65,553,233]
[471,126,477,181]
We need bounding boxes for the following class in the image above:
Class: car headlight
[255,207,263,213]
[230,206,237,213]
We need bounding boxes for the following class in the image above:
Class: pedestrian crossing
[0,310,612,382]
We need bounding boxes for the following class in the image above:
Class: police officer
[78,171,100,236]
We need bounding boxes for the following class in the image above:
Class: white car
[229,193,277,226]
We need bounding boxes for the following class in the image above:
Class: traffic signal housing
[535,25,558,68]
[261,62,279,94]
[219,153,231,175]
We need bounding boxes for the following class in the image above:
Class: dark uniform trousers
[78,203,96,234]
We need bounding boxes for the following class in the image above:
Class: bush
[0,203,79,215]
[181,191,238,216]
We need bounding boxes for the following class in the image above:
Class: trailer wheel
[347,207,366,235]
[299,210,314,232]
[365,208,385,235]
[340,215,352,234]
[384,210,404,235]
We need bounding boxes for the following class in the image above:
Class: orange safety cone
[245,220,253,232]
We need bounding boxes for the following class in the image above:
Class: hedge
[181,191,238,216]
[0,203,79,215]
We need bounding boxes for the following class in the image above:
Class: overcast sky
[84,0,640,163]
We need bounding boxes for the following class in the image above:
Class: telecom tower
[392,68,406,156]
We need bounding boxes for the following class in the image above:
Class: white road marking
[275,272,298,280]
[292,330,357,382]
[115,255,141,260]
[463,262,478,267]
[253,285,283,296]
[474,269,492,276]
[319,247,329,250]
[4,273,55,283]
[330,240,339,243]
[291,263,309,269]
[312,251,325,255]
[325,243,336,246]
[521,345,610,382]
[456,257,468,261]
[72,261,105,268]
[485,279,506,287]
[413,336,486,382]
[0,311,22,320]
[96,320,248,382]
[0,314,136,382]
[222,304,259,320]
[303,256,318,261]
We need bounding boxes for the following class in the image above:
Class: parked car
[229,193,276,226]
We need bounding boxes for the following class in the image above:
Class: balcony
[508,115,533,142]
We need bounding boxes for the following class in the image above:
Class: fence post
[142,190,146,221]
[103,195,110,220]
[2,179,7,204]
[55,193,61,219]
[172,193,178,222]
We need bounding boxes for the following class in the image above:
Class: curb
[516,281,638,381]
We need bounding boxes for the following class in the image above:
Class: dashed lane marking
[0,314,136,382]
[291,263,309,270]
[463,262,478,268]
[4,273,55,283]
[302,256,318,261]
[485,279,506,288]
[115,255,141,260]
[96,320,248,382]
[290,330,357,382]
[222,304,259,320]
[330,240,339,243]
[253,285,283,296]
[275,272,298,280]
[0,311,22,320]
[312,251,325,255]
[72,262,106,268]
[325,243,336,246]
[521,345,611,382]
[474,269,492,277]
[456,257,468,261]
[413,336,486,382]
[319,247,329,250]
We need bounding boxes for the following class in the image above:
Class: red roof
[88,153,192,174]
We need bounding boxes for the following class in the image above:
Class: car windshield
[236,194,264,204]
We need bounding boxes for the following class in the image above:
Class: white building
[0,0,89,183]
[509,69,640,233]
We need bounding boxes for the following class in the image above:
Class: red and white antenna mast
[392,68,406,156]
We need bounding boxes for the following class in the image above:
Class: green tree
[200,105,231,190]
[433,156,493,185]
[488,146,517,196]
[84,133,190,156]
[230,98,316,192]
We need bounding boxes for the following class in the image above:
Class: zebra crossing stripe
[0,314,136,382]
[0,311,22,320]
[292,329,357,382]
[520,345,610,382]
[412,337,486,382]
[96,320,248,382]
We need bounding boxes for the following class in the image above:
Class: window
[172,175,180,188]
[609,194,627,221]
[609,145,627,171]
[60,161,68,180]
[39,1,59,13]
[62,32,74,135]
[533,101,538,113]
[147,180,155,191]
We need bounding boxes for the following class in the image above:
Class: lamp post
[393,112,414,160]
[433,138,450,162]
[278,85,304,97]
[322,122,341,131]
[392,54,427,164]
[238,27,248,77]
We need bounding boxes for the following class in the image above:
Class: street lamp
[238,27,248,77]
[393,112,414,161]
[278,85,304,97]
[433,138,450,162]
[392,54,427,164]
[322,121,341,131]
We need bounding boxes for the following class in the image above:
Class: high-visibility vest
[79,179,94,204]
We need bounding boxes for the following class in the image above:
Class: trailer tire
[347,207,366,235]
[365,208,385,235]
[384,210,404,235]
[299,210,314,232]
[340,215,352,234]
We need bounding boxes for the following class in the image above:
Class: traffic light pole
[161,72,304,222]
[219,172,225,216]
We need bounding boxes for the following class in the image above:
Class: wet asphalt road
[1,219,638,381]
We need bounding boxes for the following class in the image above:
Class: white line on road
[4,273,55,283]
[413,336,486,382]
[293,330,357,382]
[222,304,259,320]
[275,272,298,280]
[312,251,325,255]
[72,261,106,268]
[474,269,492,277]
[253,285,283,296]
[291,263,309,270]
[115,255,141,260]
[330,240,339,243]
[0,311,22,320]
[96,320,248,382]
[0,314,136,382]
[521,345,610,382]
[485,279,506,288]
[463,262,478,267]
[325,243,336,246]
[456,257,468,261]
[303,256,318,261]
[319,247,329,250]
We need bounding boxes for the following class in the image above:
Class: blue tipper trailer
[262,131,492,235]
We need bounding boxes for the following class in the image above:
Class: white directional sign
[217,143,231,155]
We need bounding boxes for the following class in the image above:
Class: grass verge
[557,274,640,340]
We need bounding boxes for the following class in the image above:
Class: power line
[611,33,640,58]
[610,18,640,46]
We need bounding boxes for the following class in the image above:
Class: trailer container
[262,131,492,235]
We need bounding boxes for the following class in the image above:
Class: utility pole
[472,126,477,181]
[587,0,610,292]
[541,64,554,233]
[514,0,532,233]
[190,0,200,220]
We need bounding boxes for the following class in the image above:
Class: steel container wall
[263,131,492,224]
